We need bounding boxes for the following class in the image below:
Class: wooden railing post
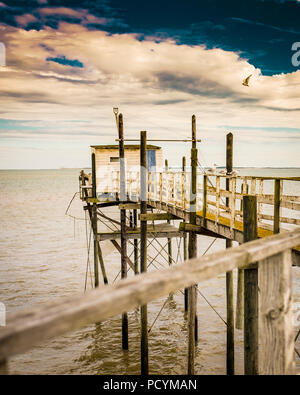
[202,174,207,227]
[259,249,295,375]
[236,183,248,330]
[140,130,148,375]
[243,195,259,375]
[118,113,128,351]
[274,179,281,234]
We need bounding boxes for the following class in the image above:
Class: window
[110,157,119,163]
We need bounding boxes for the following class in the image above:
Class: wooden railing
[85,171,300,234]
[1,228,300,375]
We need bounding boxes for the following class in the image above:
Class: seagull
[228,169,239,177]
[218,169,227,175]
[206,163,217,174]
[242,74,252,87]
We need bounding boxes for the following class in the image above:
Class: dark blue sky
[1,0,300,75]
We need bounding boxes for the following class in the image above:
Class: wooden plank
[260,214,300,226]
[98,230,183,241]
[139,213,177,221]
[259,250,295,374]
[87,197,100,203]
[1,229,300,362]
[180,223,201,232]
[119,203,140,210]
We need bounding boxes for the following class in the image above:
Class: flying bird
[242,74,252,87]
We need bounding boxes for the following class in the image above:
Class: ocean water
[0,168,299,375]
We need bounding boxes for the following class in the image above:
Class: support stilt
[91,153,99,288]
[118,113,129,350]
[133,209,139,275]
[182,156,189,312]
[187,115,198,375]
[226,132,234,375]
[140,130,149,375]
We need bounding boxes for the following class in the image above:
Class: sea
[0,168,299,375]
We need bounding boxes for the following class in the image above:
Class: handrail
[1,228,300,363]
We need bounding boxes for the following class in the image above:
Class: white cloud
[0,22,299,168]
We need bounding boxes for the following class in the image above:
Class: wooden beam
[259,250,295,374]
[84,201,119,210]
[98,229,184,241]
[139,213,177,221]
[119,203,140,210]
[1,229,299,362]
[180,223,201,232]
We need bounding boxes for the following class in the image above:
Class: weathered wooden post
[225,132,234,375]
[118,113,129,350]
[202,174,207,226]
[91,152,99,288]
[259,249,295,374]
[165,160,173,266]
[187,115,198,374]
[133,208,139,275]
[274,179,281,234]
[243,195,259,375]
[183,156,189,312]
[140,130,149,375]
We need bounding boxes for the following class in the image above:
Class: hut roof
[91,144,161,150]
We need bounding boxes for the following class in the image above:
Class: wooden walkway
[89,171,300,265]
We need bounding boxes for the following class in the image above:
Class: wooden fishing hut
[90,144,163,200]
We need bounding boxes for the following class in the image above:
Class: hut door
[147,150,156,171]
[147,150,156,194]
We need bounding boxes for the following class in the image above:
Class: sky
[0,0,300,169]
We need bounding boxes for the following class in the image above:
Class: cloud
[14,13,38,27]
[0,20,300,168]
[11,7,127,30]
